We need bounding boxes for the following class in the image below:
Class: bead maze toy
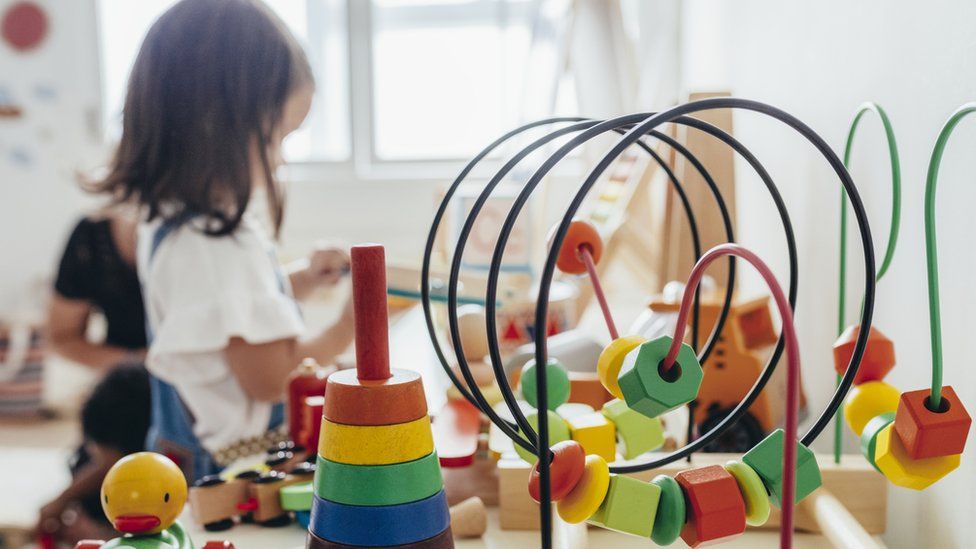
[419,97,973,548]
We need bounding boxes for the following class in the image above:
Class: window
[96,0,557,179]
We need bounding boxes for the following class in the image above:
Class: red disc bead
[552,219,603,275]
[528,440,586,502]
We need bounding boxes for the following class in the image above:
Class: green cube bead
[515,410,571,464]
[618,336,703,419]
[601,399,664,459]
[860,412,896,473]
[742,429,822,507]
[521,358,571,410]
[589,474,661,537]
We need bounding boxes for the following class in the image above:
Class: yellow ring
[556,454,610,523]
[319,416,433,465]
[597,336,646,400]
[725,460,771,527]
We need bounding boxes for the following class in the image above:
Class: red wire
[662,244,799,549]
[579,245,619,339]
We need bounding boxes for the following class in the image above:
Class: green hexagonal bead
[601,399,664,459]
[521,358,572,411]
[742,429,822,507]
[514,410,571,464]
[617,335,703,419]
[860,412,896,473]
[589,474,661,537]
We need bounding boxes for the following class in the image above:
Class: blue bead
[308,490,450,546]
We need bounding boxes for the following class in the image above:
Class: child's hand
[306,243,350,288]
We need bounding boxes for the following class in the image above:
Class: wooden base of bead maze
[498,453,886,538]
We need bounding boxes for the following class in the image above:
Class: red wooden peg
[351,244,391,381]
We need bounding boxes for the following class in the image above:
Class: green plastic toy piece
[649,474,685,546]
[515,410,570,464]
[860,412,896,472]
[101,520,194,549]
[589,474,660,537]
[520,358,571,410]
[742,429,822,507]
[617,336,703,419]
[601,399,664,459]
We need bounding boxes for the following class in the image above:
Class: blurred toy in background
[74,452,234,549]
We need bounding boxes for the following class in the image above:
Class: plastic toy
[287,358,335,450]
[75,452,233,549]
[306,244,452,548]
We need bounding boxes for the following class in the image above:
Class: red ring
[528,440,586,502]
[552,219,603,275]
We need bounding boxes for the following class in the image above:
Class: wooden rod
[799,488,885,549]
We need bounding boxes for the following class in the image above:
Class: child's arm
[287,244,350,301]
[35,442,124,537]
[47,295,144,370]
[225,297,355,401]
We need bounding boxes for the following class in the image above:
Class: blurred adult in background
[35,206,151,544]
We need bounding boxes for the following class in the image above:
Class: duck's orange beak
[113,514,160,534]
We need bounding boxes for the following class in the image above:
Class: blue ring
[308,490,450,547]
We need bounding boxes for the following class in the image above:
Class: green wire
[834,102,902,464]
[923,103,976,409]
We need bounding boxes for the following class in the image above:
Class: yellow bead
[875,423,960,490]
[724,460,771,527]
[597,336,646,400]
[843,381,901,436]
[101,452,187,535]
[319,416,434,465]
[567,412,617,462]
[557,455,611,524]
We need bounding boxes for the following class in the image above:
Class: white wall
[681,1,976,547]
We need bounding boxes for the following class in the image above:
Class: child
[92,0,355,481]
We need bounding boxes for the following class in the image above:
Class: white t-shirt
[137,214,304,454]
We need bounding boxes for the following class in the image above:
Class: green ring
[725,460,771,527]
[650,474,685,545]
[315,452,444,506]
[860,412,896,472]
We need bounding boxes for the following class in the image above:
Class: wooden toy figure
[307,244,453,548]
[75,452,234,549]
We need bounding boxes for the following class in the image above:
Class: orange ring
[528,440,586,503]
[552,219,603,275]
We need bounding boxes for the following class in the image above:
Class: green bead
[314,452,444,506]
[589,474,660,537]
[515,410,571,463]
[521,358,571,410]
[280,481,313,511]
[618,336,703,418]
[601,399,664,459]
[650,474,685,546]
[860,413,896,473]
[742,429,822,507]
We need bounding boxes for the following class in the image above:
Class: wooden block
[566,412,617,462]
[860,413,896,472]
[875,423,960,490]
[556,455,610,524]
[588,474,660,537]
[323,368,427,426]
[308,491,451,546]
[520,358,571,410]
[449,497,487,538]
[844,381,901,436]
[528,440,585,502]
[514,410,571,464]
[248,472,289,524]
[894,386,971,460]
[618,336,703,418]
[601,399,664,459]
[724,460,770,527]
[650,474,684,545]
[456,304,490,361]
[443,452,499,506]
[556,402,595,420]
[188,476,248,528]
[497,453,887,534]
[280,482,313,512]
[314,452,444,506]
[833,325,895,385]
[554,219,603,275]
[432,399,481,468]
[351,244,391,381]
[319,415,434,465]
[306,526,454,549]
[597,336,646,400]
[742,429,821,506]
[675,465,746,547]
[567,371,614,410]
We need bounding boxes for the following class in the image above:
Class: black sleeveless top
[54,218,147,349]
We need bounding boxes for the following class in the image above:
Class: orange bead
[894,386,971,460]
[832,324,895,385]
[675,465,746,547]
[528,441,586,503]
[552,219,603,275]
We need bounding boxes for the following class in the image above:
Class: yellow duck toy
[76,452,202,549]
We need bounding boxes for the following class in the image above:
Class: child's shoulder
[139,214,270,258]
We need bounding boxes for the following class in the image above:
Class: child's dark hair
[81,365,151,455]
[93,0,313,237]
